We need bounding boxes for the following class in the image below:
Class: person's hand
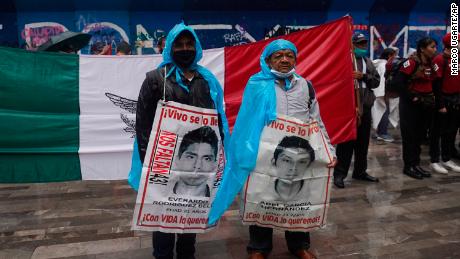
[438,107,447,113]
[327,157,338,168]
[353,71,364,80]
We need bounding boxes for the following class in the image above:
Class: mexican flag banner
[0,16,354,183]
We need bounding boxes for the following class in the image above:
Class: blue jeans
[247,225,310,255]
[152,231,196,259]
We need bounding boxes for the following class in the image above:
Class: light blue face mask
[270,68,296,79]
[354,48,368,58]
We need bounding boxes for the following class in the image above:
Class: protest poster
[132,101,224,233]
[241,115,333,231]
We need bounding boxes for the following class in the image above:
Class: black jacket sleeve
[136,70,162,163]
[362,58,380,89]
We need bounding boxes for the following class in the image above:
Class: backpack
[384,57,419,98]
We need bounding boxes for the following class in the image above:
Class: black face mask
[173,50,196,68]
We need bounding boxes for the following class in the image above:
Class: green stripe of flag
[0,47,81,183]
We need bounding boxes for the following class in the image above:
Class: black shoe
[352,172,379,182]
[414,166,431,177]
[403,166,423,179]
[334,176,345,188]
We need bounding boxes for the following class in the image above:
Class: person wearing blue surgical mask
[333,33,381,189]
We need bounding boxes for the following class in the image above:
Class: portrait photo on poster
[241,117,332,230]
[169,126,220,198]
[132,101,225,233]
[272,136,315,202]
[243,117,332,210]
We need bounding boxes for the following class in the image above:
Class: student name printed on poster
[132,101,225,233]
[241,115,333,232]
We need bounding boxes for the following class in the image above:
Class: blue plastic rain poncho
[208,39,298,224]
[127,22,230,191]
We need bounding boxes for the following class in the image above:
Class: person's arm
[136,70,162,163]
[362,58,381,89]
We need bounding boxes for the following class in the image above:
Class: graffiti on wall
[370,25,449,59]
[76,15,130,54]
[264,25,312,39]
[21,22,67,50]
[191,24,256,49]
[264,24,368,39]
[11,14,450,56]
[135,24,165,55]
[81,22,130,54]
[133,23,257,54]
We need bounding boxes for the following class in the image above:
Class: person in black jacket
[333,33,380,188]
[136,23,227,259]
[392,37,437,179]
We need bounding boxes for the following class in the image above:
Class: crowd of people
[370,32,460,179]
[336,31,460,187]
[334,33,460,188]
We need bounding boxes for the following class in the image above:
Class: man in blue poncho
[209,39,337,259]
[133,23,229,259]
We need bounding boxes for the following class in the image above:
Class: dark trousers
[377,103,390,136]
[152,231,196,259]
[399,97,432,167]
[429,107,460,163]
[454,128,460,156]
[334,108,372,178]
[247,225,310,255]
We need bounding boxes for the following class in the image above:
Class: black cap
[352,33,368,44]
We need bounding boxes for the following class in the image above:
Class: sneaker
[430,163,448,174]
[376,134,394,143]
[442,160,460,173]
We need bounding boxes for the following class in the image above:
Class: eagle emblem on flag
[105,93,137,138]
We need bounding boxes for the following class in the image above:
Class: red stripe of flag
[223,16,356,144]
